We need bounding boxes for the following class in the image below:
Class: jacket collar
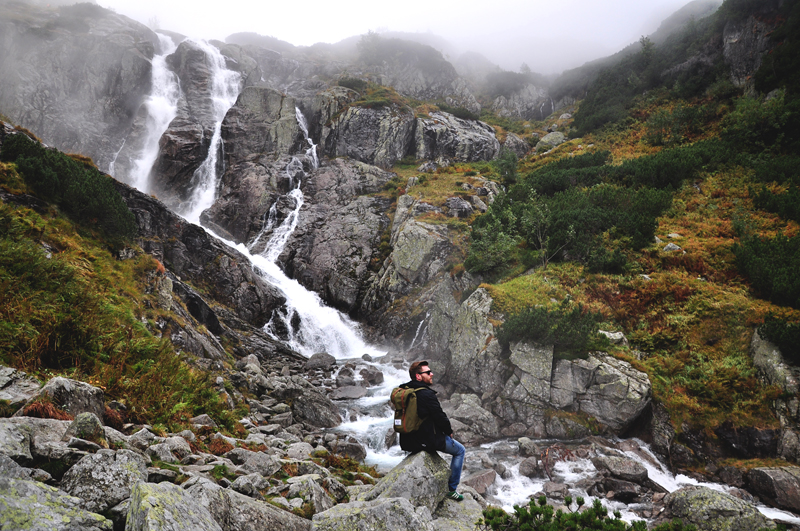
[405,380,434,392]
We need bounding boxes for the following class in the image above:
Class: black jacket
[398,380,452,453]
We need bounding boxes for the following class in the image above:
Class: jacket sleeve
[419,389,452,436]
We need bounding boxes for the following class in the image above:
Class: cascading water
[108,33,181,188]
[182,39,241,224]
[129,34,181,192]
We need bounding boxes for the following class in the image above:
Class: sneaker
[446,490,464,501]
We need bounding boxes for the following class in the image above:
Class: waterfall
[108,33,181,186]
[182,40,241,224]
[295,107,319,169]
[129,34,181,193]
[408,312,429,351]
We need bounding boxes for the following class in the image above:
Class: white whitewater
[182,39,241,223]
[485,438,800,524]
[108,33,181,187]
[130,34,181,192]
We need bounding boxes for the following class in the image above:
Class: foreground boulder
[186,478,311,531]
[127,481,223,531]
[311,497,433,531]
[0,476,112,531]
[60,449,148,513]
[657,486,775,531]
[359,450,449,513]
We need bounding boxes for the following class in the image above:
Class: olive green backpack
[390,386,427,434]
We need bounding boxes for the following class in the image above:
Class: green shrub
[523,165,608,196]
[733,233,800,308]
[464,215,519,273]
[721,93,791,153]
[753,155,800,185]
[1,134,135,241]
[478,495,696,531]
[338,77,367,93]
[644,104,709,146]
[437,103,479,121]
[493,146,518,187]
[751,185,800,223]
[586,245,628,274]
[497,301,604,357]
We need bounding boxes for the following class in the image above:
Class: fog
[100,0,697,74]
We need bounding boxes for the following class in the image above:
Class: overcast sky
[99,0,696,74]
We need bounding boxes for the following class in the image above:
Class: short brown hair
[409,360,429,381]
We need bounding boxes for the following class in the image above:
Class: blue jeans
[442,436,465,491]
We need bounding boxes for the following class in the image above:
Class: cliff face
[0,2,156,169]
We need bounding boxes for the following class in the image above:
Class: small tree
[493,147,518,187]
[639,35,655,64]
[521,191,574,269]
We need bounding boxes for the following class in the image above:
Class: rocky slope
[3,364,799,531]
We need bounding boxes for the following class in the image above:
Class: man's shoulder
[404,381,436,394]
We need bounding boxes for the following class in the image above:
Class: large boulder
[311,497,433,531]
[591,455,648,483]
[0,366,41,411]
[359,450,450,513]
[223,447,282,476]
[657,486,775,531]
[287,475,336,514]
[415,111,500,164]
[321,104,416,168]
[432,491,485,531]
[60,449,148,513]
[446,394,500,444]
[0,476,112,531]
[503,132,531,159]
[127,481,223,531]
[550,353,651,432]
[186,478,311,531]
[22,376,105,420]
[536,131,566,152]
[0,420,32,464]
[266,376,341,428]
[746,466,800,513]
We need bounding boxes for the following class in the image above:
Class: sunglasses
[418,370,432,375]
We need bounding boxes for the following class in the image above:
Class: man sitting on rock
[399,360,466,501]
